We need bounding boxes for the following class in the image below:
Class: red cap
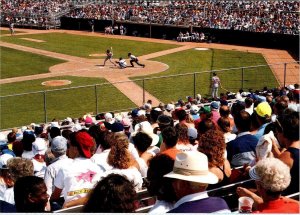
[75,132,95,158]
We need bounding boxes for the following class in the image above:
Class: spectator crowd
[0,82,299,213]
[1,0,299,34]
[66,0,299,35]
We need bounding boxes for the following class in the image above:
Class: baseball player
[128,53,145,68]
[9,22,15,36]
[103,47,116,66]
[115,57,127,69]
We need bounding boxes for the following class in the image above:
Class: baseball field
[0,28,289,129]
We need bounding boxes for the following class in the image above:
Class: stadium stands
[1,1,299,34]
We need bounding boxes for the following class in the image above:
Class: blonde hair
[255,158,291,192]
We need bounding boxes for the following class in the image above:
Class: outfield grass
[0,33,279,129]
[0,32,179,58]
[131,48,278,102]
[1,47,65,78]
[0,76,135,129]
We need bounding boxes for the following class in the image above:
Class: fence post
[193,73,196,99]
[143,79,145,104]
[241,67,244,90]
[95,85,98,114]
[43,91,47,123]
[283,63,287,87]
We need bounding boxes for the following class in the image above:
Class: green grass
[0,76,135,129]
[131,49,278,102]
[0,32,279,129]
[1,47,65,78]
[0,32,179,58]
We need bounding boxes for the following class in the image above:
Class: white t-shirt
[135,157,148,177]
[90,149,112,172]
[212,76,220,88]
[54,157,103,203]
[101,167,143,191]
[224,132,237,143]
[3,187,14,204]
[44,155,73,195]
[31,159,47,178]
[128,143,139,160]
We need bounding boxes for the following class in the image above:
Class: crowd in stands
[65,0,299,35]
[1,0,71,27]
[1,1,298,34]
[0,82,299,213]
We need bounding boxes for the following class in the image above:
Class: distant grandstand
[1,0,299,35]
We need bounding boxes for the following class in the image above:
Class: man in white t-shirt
[50,131,103,204]
[211,72,221,99]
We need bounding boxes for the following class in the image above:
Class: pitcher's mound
[42,80,72,86]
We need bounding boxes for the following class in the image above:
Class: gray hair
[254,158,291,192]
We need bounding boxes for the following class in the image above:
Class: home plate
[194,48,210,51]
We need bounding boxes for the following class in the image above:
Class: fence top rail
[0,61,298,98]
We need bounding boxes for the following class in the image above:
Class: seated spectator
[50,131,103,204]
[271,110,299,195]
[217,117,236,143]
[102,133,143,191]
[147,154,176,213]
[198,130,231,189]
[83,174,137,212]
[2,158,34,204]
[160,126,181,159]
[175,123,194,152]
[6,132,16,151]
[90,132,113,171]
[253,102,272,139]
[197,118,215,136]
[44,136,73,198]
[132,132,158,177]
[164,151,230,213]
[227,110,258,167]
[210,101,221,124]
[237,158,299,213]
[31,138,47,178]
[14,176,49,212]
[21,131,36,159]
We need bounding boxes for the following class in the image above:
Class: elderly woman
[237,158,299,213]
[198,130,231,189]
[1,158,34,205]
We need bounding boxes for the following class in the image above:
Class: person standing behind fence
[128,53,145,68]
[103,48,116,67]
[211,72,221,99]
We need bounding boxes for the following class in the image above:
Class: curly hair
[108,133,132,169]
[83,174,137,212]
[254,158,291,193]
[7,158,34,182]
[198,130,225,167]
[175,123,189,144]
